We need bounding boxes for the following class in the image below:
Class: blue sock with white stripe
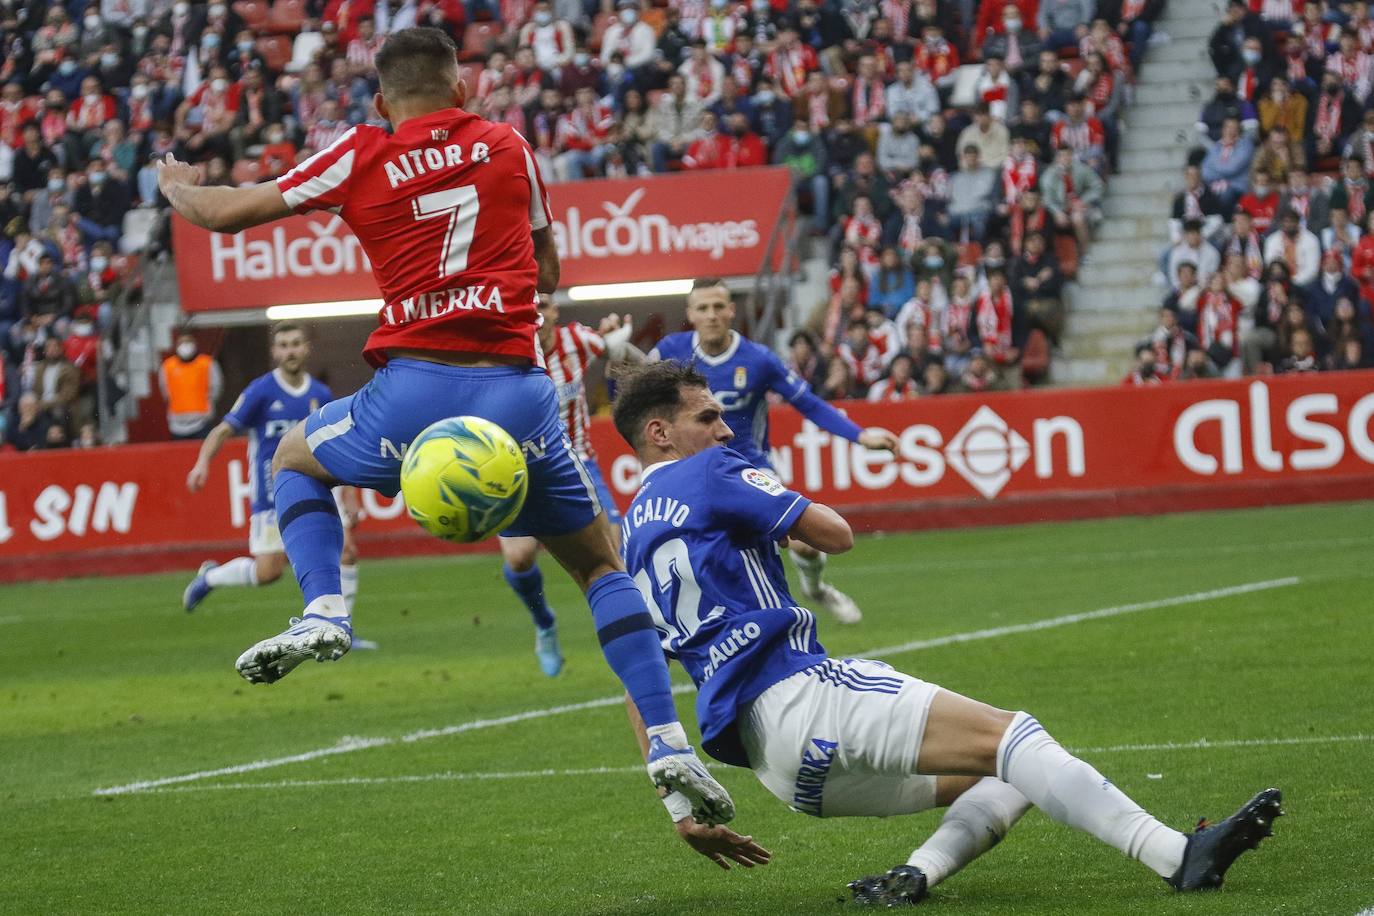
[504,563,555,630]
[273,469,347,621]
[586,572,677,727]
[996,712,1186,878]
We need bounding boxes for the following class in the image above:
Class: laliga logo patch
[741,467,784,496]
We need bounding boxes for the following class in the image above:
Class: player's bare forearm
[165,182,292,234]
[156,154,291,233]
[187,422,234,492]
[787,503,854,554]
[532,225,559,296]
[195,422,234,467]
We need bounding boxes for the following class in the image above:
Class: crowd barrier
[3,371,1373,582]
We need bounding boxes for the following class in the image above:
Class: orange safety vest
[162,354,214,416]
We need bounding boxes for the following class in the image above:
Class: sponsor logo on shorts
[741,467,784,496]
[792,737,839,817]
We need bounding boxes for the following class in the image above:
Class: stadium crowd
[1129,0,1374,384]
[0,0,1171,449]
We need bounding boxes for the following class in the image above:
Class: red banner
[4,372,1374,581]
[172,168,792,312]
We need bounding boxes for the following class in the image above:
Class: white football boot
[235,614,352,684]
[806,583,863,624]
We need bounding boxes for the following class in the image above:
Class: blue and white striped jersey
[223,369,332,513]
[621,446,828,766]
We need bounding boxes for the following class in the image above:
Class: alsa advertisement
[171,168,793,312]
[3,371,1374,580]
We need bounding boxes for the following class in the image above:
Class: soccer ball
[400,416,529,543]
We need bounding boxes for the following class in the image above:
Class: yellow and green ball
[399,416,529,543]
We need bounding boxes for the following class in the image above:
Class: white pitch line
[859,577,1300,660]
[91,736,394,796]
[1074,733,1374,754]
[131,733,1374,796]
[91,576,1301,797]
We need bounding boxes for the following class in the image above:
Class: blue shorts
[582,455,621,526]
[303,359,602,539]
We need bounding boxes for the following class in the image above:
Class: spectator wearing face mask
[175,64,241,161]
[773,119,830,234]
[73,159,129,246]
[983,3,1043,75]
[30,335,84,433]
[159,331,223,441]
[519,2,575,72]
[600,0,657,74]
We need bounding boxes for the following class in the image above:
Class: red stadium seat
[232,0,270,32]
[1020,328,1051,385]
[266,0,306,35]
[460,21,500,61]
[232,158,263,186]
[588,11,613,53]
[1054,233,1079,279]
[255,35,292,72]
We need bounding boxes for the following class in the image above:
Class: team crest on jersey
[741,467,784,496]
[431,128,449,141]
[309,398,320,411]
[734,366,747,388]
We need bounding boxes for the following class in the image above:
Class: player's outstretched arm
[156,154,292,234]
[776,364,898,451]
[622,694,772,871]
[785,503,854,555]
[187,421,236,492]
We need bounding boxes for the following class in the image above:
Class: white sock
[204,557,258,588]
[997,712,1187,878]
[789,548,827,596]
[340,565,359,614]
[907,778,1031,886]
[303,594,349,620]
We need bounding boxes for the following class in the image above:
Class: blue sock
[587,572,677,727]
[273,469,345,617]
[504,563,556,630]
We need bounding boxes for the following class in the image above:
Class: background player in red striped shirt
[501,296,640,677]
[155,27,734,827]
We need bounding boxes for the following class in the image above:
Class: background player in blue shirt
[648,278,897,626]
[180,324,368,643]
[611,360,1280,901]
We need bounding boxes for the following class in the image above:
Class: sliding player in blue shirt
[648,278,896,625]
[610,360,1280,901]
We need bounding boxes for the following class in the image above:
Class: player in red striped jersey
[156,27,735,827]
[501,297,641,677]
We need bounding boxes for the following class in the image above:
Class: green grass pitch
[3,502,1372,915]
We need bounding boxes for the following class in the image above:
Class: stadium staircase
[98,258,181,445]
[1056,0,1223,385]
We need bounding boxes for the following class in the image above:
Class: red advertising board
[4,372,1374,582]
[171,168,793,312]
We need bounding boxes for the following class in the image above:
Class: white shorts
[739,657,940,818]
[249,509,284,556]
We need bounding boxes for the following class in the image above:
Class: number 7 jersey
[276,108,553,368]
[622,446,829,766]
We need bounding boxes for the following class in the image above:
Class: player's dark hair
[691,276,726,291]
[270,321,307,342]
[612,360,710,450]
[375,27,460,103]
